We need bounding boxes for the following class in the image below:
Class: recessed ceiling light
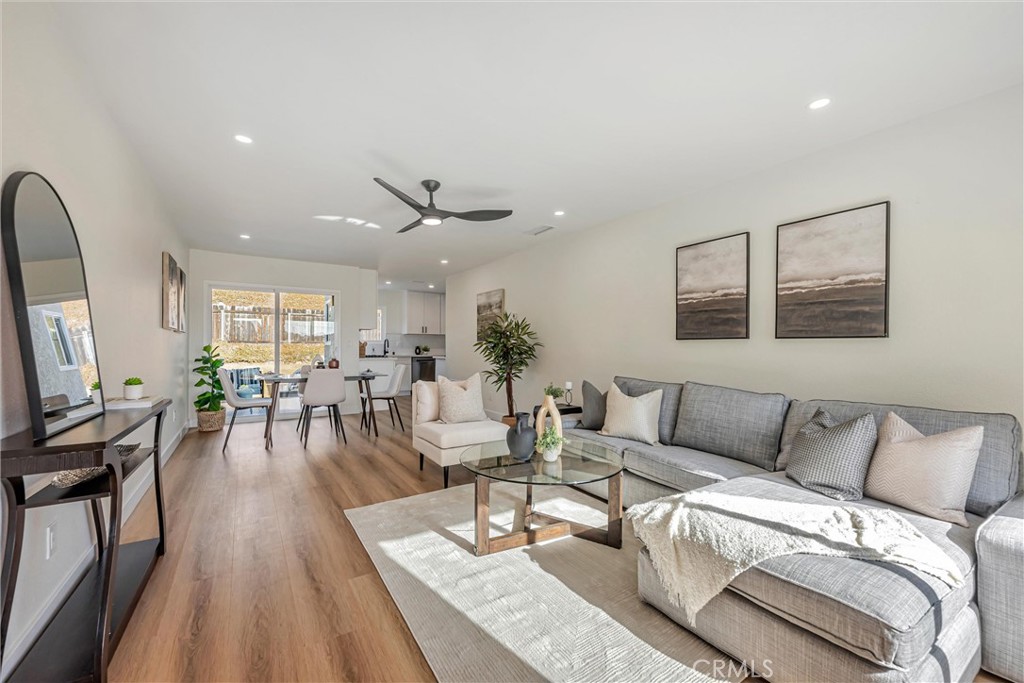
[365,222,381,229]
[808,98,831,110]
[234,134,253,144]
[440,259,448,264]
[554,210,565,216]
[384,281,392,285]
[314,215,344,221]
[239,234,251,239]
[428,284,435,289]
[421,217,443,226]
[345,217,366,225]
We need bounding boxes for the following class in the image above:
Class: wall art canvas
[162,251,179,332]
[776,201,889,338]
[676,232,749,339]
[176,266,187,333]
[476,288,505,341]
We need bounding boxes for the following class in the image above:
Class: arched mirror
[2,172,104,440]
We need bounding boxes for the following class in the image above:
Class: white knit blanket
[627,490,966,626]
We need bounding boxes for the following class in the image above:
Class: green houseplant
[90,380,103,405]
[192,344,226,432]
[543,383,565,400]
[536,426,566,462]
[122,376,145,400]
[473,312,543,424]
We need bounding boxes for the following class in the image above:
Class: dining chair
[295,364,312,434]
[360,364,406,431]
[218,367,272,453]
[300,368,347,447]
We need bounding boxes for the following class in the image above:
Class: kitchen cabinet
[403,291,444,334]
[439,294,446,334]
[358,358,394,393]
[358,269,379,331]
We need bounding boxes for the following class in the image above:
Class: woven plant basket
[197,409,226,432]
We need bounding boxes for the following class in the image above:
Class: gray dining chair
[218,367,272,452]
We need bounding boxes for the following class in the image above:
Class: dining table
[256,371,388,449]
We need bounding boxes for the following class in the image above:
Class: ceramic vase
[91,389,103,406]
[124,383,144,400]
[542,448,560,463]
[506,412,536,461]
[534,394,563,455]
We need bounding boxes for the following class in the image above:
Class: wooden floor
[110,397,457,682]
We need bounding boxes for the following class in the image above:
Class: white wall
[447,87,1024,426]
[187,249,372,415]
[1,4,191,673]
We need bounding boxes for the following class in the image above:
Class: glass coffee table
[460,439,624,556]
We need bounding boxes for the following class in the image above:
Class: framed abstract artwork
[676,232,749,339]
[776,201,889,338]
[162,251,187,333]
[476,288,505,341]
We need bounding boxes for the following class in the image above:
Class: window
[44,311,78,370]
[359,307,386,342]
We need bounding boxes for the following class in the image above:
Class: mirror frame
[1,171,105,441]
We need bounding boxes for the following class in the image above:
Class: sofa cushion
[415,419,508,450]
[672,382,790,470]
[565,428,647,456]
[778,399,1022,516]
[581,380,607,430]
[624,442,766,493]
[785,409,877,501]
[613,376,683,445]
[599,384,661,445]
[694,472,978,669]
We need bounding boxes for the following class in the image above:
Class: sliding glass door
[211,286,336,415]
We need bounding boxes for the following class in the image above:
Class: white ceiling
[48,2,1022,289]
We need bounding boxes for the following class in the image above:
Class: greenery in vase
[473,312,543,417]
[123,377,144,386]
[536,426,565,452]
[543,383,565,399]
[192,344,226,413]
[90,381,101,390]
[422,345,431,352]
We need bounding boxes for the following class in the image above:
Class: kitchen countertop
[362,354,446,360]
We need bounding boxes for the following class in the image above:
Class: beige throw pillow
[414,381,440,424]
[438,374,489,424]
[598,383,662,445]
[864,412,984,527]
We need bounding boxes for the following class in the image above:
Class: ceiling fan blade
[439,208,513,222]
[397,218,423,234]
[374,177,425,212]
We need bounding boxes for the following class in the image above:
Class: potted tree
[473,312,543,426]
[192,344,226,432]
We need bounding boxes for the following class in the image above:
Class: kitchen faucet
[383,338,390,356]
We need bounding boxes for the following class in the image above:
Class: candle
[564,381,573,391]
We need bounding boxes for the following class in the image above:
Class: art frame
[162,251,186,333]
[476,288,505,341]
[675,232,750,340]
[775,201,890,339]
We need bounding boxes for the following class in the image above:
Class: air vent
[528,225,556,236]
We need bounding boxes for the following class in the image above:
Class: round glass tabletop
[460,438,624,486]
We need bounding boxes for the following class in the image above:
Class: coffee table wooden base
[473,472,623,556]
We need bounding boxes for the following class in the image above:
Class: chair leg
[443,466,450,489]
[419,453,424,471]
[303,406,313,448]
[387,400,396,427]
[222,409,238,453]
[332,404,340,436]
[360,398,367,429]
[393,398,405,432]
[296,405,304,432]
[335,405,347,444]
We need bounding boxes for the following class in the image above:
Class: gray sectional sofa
[567,376,1023,683]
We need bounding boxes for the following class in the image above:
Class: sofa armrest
[976,491,1024,683]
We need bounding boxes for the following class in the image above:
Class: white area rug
[346,483,743,683]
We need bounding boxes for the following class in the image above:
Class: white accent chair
[411,380,508,488]
[360,364,406,432]
[300,368,347,447]
[218,367,272,453]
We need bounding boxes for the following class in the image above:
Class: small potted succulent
[192,344,226,432]
[536,426,566,462]
[122,377,145,400]
[90,381,102,405]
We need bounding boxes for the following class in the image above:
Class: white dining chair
[300,368,347,447]
[360,364,406,431]
[218,367,272,453]
[295,364,312,434]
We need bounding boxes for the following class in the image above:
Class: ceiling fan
[373,177,513,233]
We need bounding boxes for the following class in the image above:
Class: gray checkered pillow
[786,409,877,500]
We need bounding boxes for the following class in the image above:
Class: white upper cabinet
[358,269,379,330]
[440,294,446,335]
[402,290,443,334]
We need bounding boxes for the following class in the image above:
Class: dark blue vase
[506,412,536,461]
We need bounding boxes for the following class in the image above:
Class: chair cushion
[778,398,1021,516]
[438,374,488,424]
[698,472,979,669]
[623,442,766,493]
[414,381,439,424]
[415,419,508,450]
[614,376,683,445]
[672,382,790,470]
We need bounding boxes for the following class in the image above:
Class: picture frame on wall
[162,251,179,331]
[776,201,889,339]
[676,232,749,340]
[176,266,187,333]
[476,288,505,341]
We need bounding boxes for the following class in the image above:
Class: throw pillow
[414,381,440,424]
[598,383,662,445]
[785,409,877,501]
[581,380,607,430]
[865,412,984,527]
[438,374,488,424]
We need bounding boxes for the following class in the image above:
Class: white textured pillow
[414,381,439,424]
[438,374,489,424]
[598,383,662,445]
[864,412,984,527]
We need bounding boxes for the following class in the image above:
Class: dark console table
[1,399,171,682]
